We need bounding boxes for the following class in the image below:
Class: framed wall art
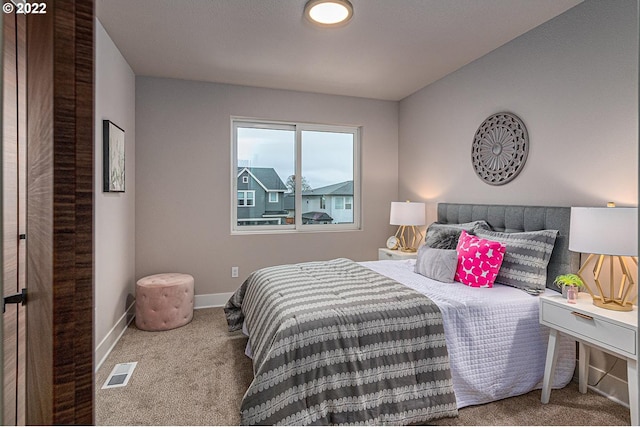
[103,119,125,192]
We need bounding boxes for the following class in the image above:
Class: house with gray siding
[237,167,288,225]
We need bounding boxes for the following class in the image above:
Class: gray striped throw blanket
[224,258,457,425]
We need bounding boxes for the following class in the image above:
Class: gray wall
[94,19,136,364]
[135,78,399,297]
[398,0,638,405]
[399,0,637,221]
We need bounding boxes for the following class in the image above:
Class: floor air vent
[102,362,138,389]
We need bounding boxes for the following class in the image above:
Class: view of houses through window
[233,120,359,231]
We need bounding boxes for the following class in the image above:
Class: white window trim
[242,176,249,183]
[237,190,255,207]
[268,192,279,203]
[231,117,361,234]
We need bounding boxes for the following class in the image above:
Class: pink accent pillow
[454,230,506,288]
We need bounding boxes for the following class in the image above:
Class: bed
[225,203,580,425]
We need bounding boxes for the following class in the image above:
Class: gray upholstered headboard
[437,203,580,292]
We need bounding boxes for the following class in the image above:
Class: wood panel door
[25,2,95,424]
[2,1,94,424]
[2,10,26,426]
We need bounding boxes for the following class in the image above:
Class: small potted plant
[554,274,584,304]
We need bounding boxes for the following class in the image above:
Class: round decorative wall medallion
[471,112,529,185]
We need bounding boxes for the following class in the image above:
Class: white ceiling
[97,0,582,101]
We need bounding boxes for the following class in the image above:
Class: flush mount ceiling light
[304,0,353,27]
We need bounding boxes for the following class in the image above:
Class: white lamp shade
[569,207,638,256]
[390,202,425,226]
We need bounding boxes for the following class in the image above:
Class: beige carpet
[95,308,631,426]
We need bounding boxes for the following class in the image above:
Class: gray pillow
[424,221,490,250]
[414,246,458,283]
[474,229,559,291]
[425,228,461,250]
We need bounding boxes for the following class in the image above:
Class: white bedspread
[359,259,575,409]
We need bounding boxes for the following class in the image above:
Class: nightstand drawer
[541,302,636,356]
[378,249,397,260]
[378,248,418,261]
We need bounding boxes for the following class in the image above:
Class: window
[232,119,360,232]
[242,176,249,184]
[237,190,255,207]
[333,196,353,210]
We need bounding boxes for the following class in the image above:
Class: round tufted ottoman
[135,273,194,331]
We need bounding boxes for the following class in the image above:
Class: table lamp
[569,206,638,311]
[390,201,425,252]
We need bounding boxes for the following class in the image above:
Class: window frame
[237,190,255,207]
[345,196,353,210]
[231,117,361,234]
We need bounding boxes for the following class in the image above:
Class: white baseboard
[587,364,630,408]
[194,292,234,309]
[95,301,136,372]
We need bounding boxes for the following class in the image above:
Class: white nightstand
[378,248,418,261]
[539,293,638,425]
